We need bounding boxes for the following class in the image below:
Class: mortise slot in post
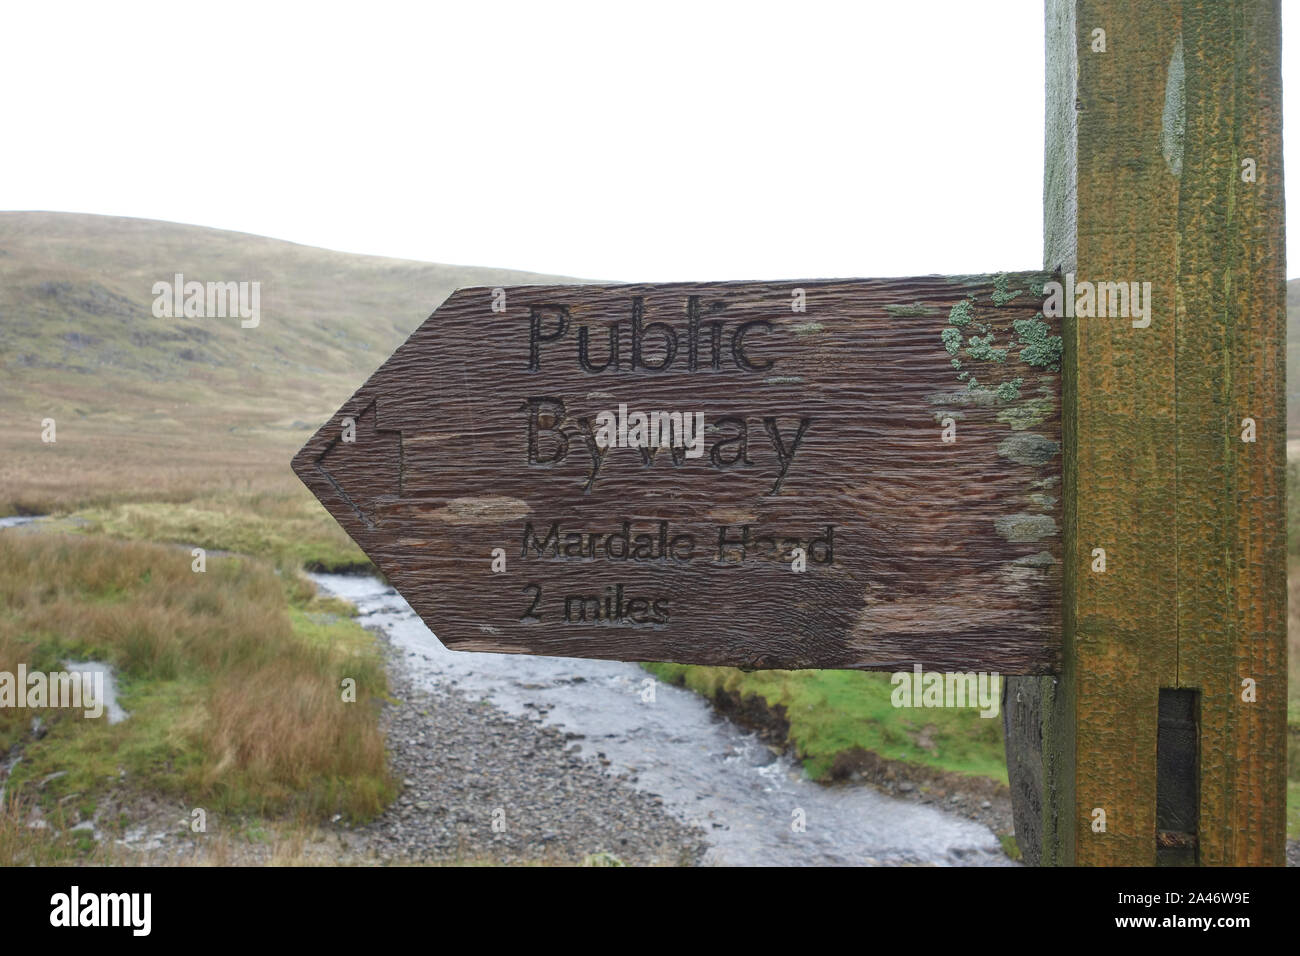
[1156,689,1199,866]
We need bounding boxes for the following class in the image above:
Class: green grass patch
[644,663,1007,784]
[1289,781,1300,841]
[998,832,1022,861]
[1289,462,1300,556]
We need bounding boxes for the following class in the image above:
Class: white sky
[3,1,1296,280]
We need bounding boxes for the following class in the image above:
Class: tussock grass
[0,532,393,835]
[66,489,369,573]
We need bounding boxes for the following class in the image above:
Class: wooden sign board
[293,272,1063,673]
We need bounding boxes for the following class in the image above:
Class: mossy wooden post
[1004,0,1286,866]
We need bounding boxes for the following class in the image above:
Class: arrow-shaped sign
[293,272,1063,674]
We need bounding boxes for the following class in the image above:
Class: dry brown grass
[0,531,392,826]
[0,414,303,517]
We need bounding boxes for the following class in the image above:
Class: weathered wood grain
[294,273,1064,673]
[1175,0,1287,866]
[1006,0,1286,867]
[1068,0,1182,869]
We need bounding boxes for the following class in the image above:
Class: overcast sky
[4,1,1296,280]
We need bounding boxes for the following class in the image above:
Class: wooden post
[1005,0,1287,865]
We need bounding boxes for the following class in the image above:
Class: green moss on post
[1005,0,1287,868]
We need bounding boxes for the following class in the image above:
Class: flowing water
[0,512,1012,865]
[311,572,1014,867]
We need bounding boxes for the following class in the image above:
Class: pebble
[337,632,708,866]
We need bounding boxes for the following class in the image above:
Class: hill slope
[0,212,578,511]
[2,212,1296,512]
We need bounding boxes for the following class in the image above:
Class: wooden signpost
[1002,0,1286,868]
[293,274,1064,673]
[294,0,1286,866]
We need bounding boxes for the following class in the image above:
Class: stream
[0,513,1014,865]
[311,571,1014,867]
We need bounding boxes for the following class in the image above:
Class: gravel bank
[335,629,708,866]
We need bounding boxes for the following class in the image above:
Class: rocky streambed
[313,572,1016,867]
[0,514,1021,866]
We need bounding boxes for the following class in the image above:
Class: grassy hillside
[0,211,579,514]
